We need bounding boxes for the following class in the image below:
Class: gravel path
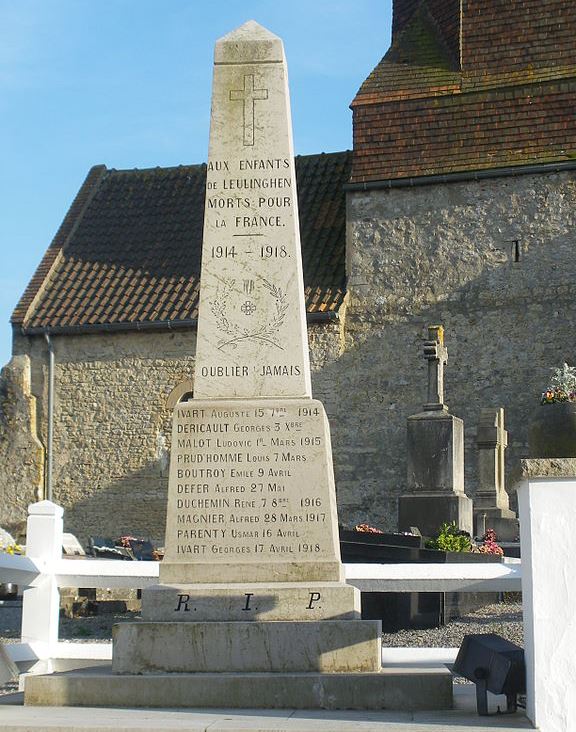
[1,601,523,647]
[382,600,523,648]
[0,599,523,698]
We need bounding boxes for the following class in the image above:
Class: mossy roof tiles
[14,151,351,330]
[351,0,576,182]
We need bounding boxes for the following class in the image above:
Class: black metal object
[0,583,18,600]
[453,633,525,715]
[127,539,155,561]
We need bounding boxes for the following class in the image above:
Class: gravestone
[474,408,519,541]
[398,325,473,537]
[24,21,452,710]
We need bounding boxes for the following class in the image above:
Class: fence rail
[0,553,522,593]
[0,501,521,676]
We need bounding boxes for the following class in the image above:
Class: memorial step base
[24,667,454,711]
[112,620,381,673]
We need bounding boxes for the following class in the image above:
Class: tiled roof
[351,0,576,182]
[13,151,351,330]
[355,5,461,103]
[352,79,576,181]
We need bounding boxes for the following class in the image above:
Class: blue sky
[0,0,392,367]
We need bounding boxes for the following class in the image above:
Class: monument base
[112,620,382,673]
[24,667,453,711]
[398,493,473,538]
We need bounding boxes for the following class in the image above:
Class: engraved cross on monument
[230,74,269,146]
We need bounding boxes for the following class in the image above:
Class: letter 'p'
[307,591,321,609]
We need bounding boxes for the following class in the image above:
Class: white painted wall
[518,477,576,732]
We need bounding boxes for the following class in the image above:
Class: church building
[2,0,576,542]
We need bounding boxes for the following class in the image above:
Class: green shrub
[425,521,472,552]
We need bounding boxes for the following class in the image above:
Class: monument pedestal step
[112,620,381,673]
[142,582,360,621]
[24,667,453,711]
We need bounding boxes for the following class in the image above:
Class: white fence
[2,479,571,732]
[0,499,521,676]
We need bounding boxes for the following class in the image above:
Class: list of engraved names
[167,401,333,562]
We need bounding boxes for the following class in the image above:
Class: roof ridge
[106,151,352,175]
[11,164,108,326]
[108,163,207,175]
[15,151,350,332]
[352,4,459,105]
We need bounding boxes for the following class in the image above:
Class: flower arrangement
[541,363,576,404]
[477,528,504,556]
[117,535,139,548]
[354,523,384,534]
[426,522,504,556]
[0,539,22,555]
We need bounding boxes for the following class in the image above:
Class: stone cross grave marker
[399,324,473,537]
[424,325,448,411]
[474,407,518,539]
[476,407,509,510]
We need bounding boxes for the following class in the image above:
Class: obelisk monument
[158,19,343,588]
[24,22,452,710]
[115,20,385,695]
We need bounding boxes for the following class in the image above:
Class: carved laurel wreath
[210,277,288,351]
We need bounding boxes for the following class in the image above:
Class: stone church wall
[5,323,341,544]
[0,355,44,534]
[339,169,576,531]
[3,169,576,542]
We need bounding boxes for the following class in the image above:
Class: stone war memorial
[24,21,451,710]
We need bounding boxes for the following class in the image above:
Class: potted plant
[425,522,503,562]
[529,363,576,457]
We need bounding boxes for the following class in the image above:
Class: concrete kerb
[0,685,534,731]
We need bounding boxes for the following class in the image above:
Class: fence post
[517,463,576,732]
[20,500,64,673]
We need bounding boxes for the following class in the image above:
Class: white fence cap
[28,501,64,517]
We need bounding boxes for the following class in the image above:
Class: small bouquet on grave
[0,528,21,555]
[476,528,504,556]
[0,540,22,555]
[541,363,576,404]
[425,521,472,552]
[354,523,384,534]
[117,535,139,548]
